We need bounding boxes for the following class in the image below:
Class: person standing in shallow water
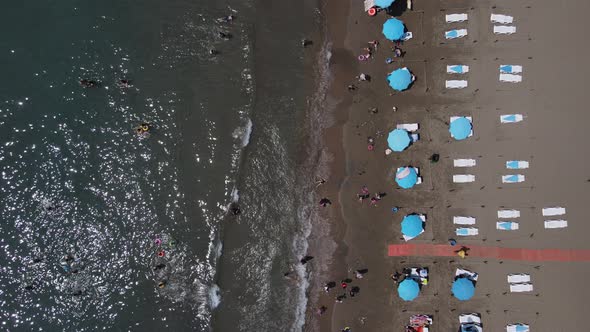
[319,198,331,207]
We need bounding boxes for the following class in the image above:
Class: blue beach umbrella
[375,0,395,8]
[397,278,420,301]
[395,167,418,189]
[387,129,411,152]
[387,68,413,91]
[401,214,424,238]
[452,277,475,301]
[449,117,472,140]
[382,18,405,41]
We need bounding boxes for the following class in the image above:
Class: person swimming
[135,123,151,136]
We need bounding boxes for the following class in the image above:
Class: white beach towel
[396,123,419,132]
[491,14,514,24]
[510,283,533,292]
[446,80,468,89]
[456,268,478,281]
[502,174,525,183]
[454,159,477,167]
[453,174,476,183]
[542,207,566,216]
[499,74,522,83]
[445,29,468,39]
[506,324,530,332]
[507,274,531,284]
[494,25,517,35]
[446,14,468,23]
[544,219,568,229]
[447,65,469,74]
[498,210,520,219]
[453,216,476,225]
[499,65,523,74]
[459,313,481,324]
[506,161,529,169]
[496,221,519,230]
[456,227,478,236]
[500,114,524,123]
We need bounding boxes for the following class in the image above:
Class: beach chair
[506,324,530,332]
[456,227,478,236]
[396,123,419,132]
[500,114,524,123]
[499,65,523,74]
[446,80,468,89]
[401,32,413,41]
[459,313,481,324]
[453,216,476,225]
[490,14,514,24]
[502,174,525,183]
[453,174,476,183]
[498,210,520,219]
[460,323,483,332]
[494,25,517,35]
[544,219,568,229]
[445,29,468,39]
[446,14,468,23]
[507,274,531,284]
[456,268,478,281]
[410,133,419,142]
[542,207,566,216]
[454,159,477,167]
[496,221,519,230]
[447,65,470,74]
[499,74,522,83]
[506,160,529,169]
[510,283,533,292]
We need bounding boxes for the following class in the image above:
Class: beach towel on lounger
[506,161,529,169]
[456,227,478,236]
[499,65,523,74]
[502,174,525,183]
[500,114,524,123]
[496,221,519,230]
[445,29,467,39]
[506,324,530,332]
[447,65,469,74]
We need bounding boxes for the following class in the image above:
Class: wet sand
[309,0,590,331]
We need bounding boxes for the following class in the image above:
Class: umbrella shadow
[385,0,408,17]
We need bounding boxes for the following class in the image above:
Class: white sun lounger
[506,161,529,169]
[507,274,531,284]
[544,219,568,229]
[456,268,478,281]
[491,14,514,24]
[502,174,525,183]
[500,114,524,123]
[456,227,478,236]
[445,29,468,39]
[454,159,476,167]
[499,65,523,74]
[446,80,468,89]
[494,25,517,35]
[497,221,519,230]
[446,14,468,23]
[447,65,469,74]
[453,174,476,183]
[454,216,476,225]
[506,324,530,332]
[542,207,566,216]
[510,283,533,292]
[459,313,481,324]
[411,133,419,142]
[396,123,419,132]
[498,210,520,219]
[401,31,413,41]
[364,0,375,11]
[499,74,522,83]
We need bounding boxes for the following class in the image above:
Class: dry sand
[306,0,590,331]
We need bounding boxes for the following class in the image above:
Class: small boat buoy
[368,7,377,16]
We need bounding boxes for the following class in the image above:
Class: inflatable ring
[157,250,165,257]
[368,7,377,16]
[358,54,366,61]
[367,144,374,151]
[142,125,149,131]
[154,238,162,245]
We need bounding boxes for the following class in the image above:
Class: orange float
[368,7,377,16]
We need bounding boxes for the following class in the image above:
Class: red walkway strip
[388,244,590,262]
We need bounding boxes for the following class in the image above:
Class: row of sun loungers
[543,206,567,229]
[502,174,525,183]
[454,215,478,236]
[497,209,521,231]
[506,324,530,332]
[491,14,516,35]
[500,64,523,83]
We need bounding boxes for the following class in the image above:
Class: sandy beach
[305,0,590,331]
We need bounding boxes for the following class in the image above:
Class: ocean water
[0,0,324,331]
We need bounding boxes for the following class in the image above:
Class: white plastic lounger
[507,274,531,284]
[446,80,468,89]
[456,227,478,236]
[497,221,519,230]
[506,161,529,169]
[461,324,483,332]
[447,65,469,74]
[502,174,525,183]
[499,74,522,83]
[454,216,476,225]
[446,14,468,23]
[491,14,514,24]
[456,268,478,281]
[411,133,419,142]
[494,25,517,35]
[498,210,520,219]
[396,123,419,132]
[459,313,481,324]
[453,174,476,183]
[401,31,413,41]
[544,219,567,229]
[506,324,530,332]
[445,29,468,39]
[499,65,523,74]
[510,283,533,292]
[501,114,524,123]
[454,159,476,167]
[542,207,566,216]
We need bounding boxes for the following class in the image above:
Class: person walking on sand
[455,246,470,259]
[319,198,331,207]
